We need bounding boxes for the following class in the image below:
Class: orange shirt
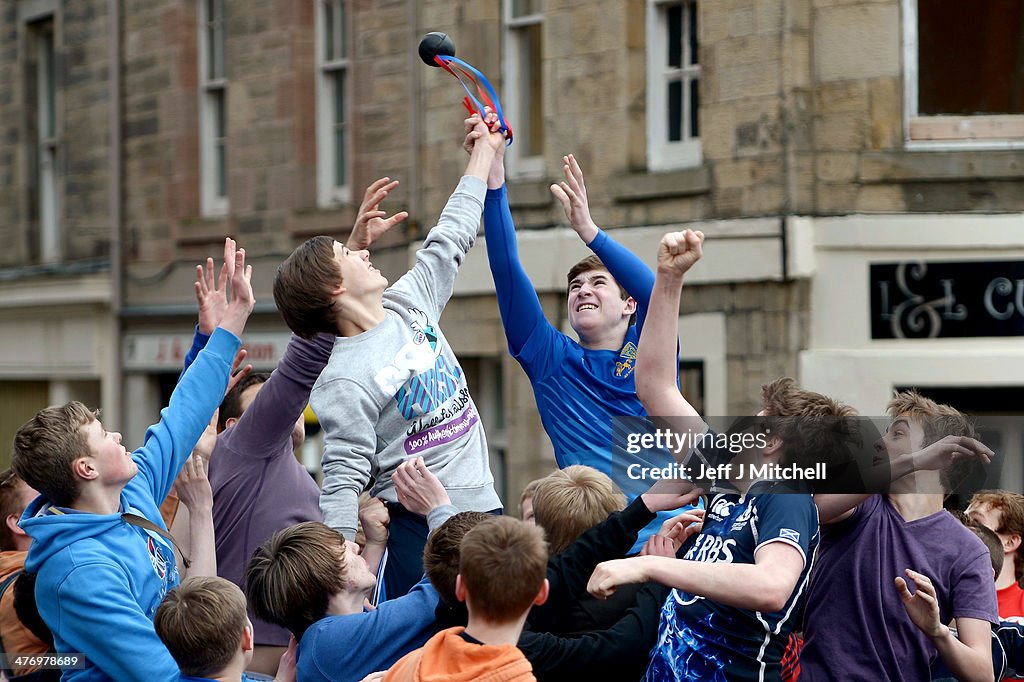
[998,582,1024,619]
[0,551,49,676]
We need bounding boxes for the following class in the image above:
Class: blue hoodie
[20,327,241,682]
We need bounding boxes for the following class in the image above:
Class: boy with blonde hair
[386,517,547,682]
[532,466,626,554]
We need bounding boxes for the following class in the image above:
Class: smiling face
[332,241,388,299]
[81,419,137,487]
[566,268,636,340]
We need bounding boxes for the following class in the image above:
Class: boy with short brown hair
[385,517,548,682]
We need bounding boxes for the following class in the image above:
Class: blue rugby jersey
[646,480,819,682]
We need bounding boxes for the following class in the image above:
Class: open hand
[895,569,944,638]
[195,238,235,334]
[347,178,409,251]
[659,509,705,551]
[550,154,599,244]
[175,454,213,513]
[218,245,255,338]
[911,435,993,472]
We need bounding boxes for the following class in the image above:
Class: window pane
[688,0,699,66]
[667,3,682,69]
[42,30,55,138]
[214,89,226,138]
[668,79,682,142]
[336,0,346,59]
[210,0,223,22]
[516,23,544,156]
[512,0,538,17]
[334,71,347,187]
[216,141,226,197]
[324,0,335,61]
[918,0,1024,115]
[689,77,699,138]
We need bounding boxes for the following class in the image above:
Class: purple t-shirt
[800,494,998,681]
[209,334,333,646]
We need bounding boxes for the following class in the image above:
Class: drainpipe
[107,0,123,428]
[408,0,421,236]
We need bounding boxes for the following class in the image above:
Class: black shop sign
[870,260,1024,339]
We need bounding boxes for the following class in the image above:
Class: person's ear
[73,457,98,481]
[623,297,637,316]
[533,578,550,606]
[763,436,784,461]
[1006,533,1022,555]
[455,574,468,604]
[5,513,27,539]
[224,417,239,430]
[242,623,254,653]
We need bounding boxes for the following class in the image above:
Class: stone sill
[860,151,1024,184]
[614,165,711,202]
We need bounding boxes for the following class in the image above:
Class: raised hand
[911,435,994,473]
[464,110,506,188]
[218,245,255,339]
[225,348,253,397]
[273,636,298,682]
[550,154,599,244]
[175,454,213,515]
[195,238,235,334]
[392,456,451,516]
[347,178,409,251]
[657,230,705,278]
[895,569,944,638]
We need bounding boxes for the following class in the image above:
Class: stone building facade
[1,0,1022,495]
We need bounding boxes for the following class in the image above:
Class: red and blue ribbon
[434,55,513,145]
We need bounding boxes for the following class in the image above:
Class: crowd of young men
[0,112,1014,682]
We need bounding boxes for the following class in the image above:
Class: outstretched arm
[551,155,656,328]
[635,231,707,460]
[390,116,503,318]
[475,115,554,356]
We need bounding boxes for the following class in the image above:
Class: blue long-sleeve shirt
[21,328,242,682]
[483,186,686,545]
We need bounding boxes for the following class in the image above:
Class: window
[503,0,544,177]
[678,359,705,416]
[903,0,1024,146]
[646,0,701,169]
[26,17,59,262]
[317,0,350,206]
[199,0,227,216]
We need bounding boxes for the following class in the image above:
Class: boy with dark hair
[245,475,456,682]
[967,489,1024,617]
[422,511,492,613]
[155,575,295,682]
[12,242,254,682]
[178,180,403,673]
[273,122,504,600]
[586,230,861,681]
[477,119,686,549]
[385,517,547,682]
[801,391,999,682]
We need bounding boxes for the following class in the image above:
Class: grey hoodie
[311,175,501,537]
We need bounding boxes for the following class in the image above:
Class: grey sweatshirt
[311,175,502,537]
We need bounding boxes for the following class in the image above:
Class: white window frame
[502,0,545,179]
[646,0,702,170]
[901,0,1024,150]
[31,18,60,262]
[316,0,351,207]
[198,0,228,217]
